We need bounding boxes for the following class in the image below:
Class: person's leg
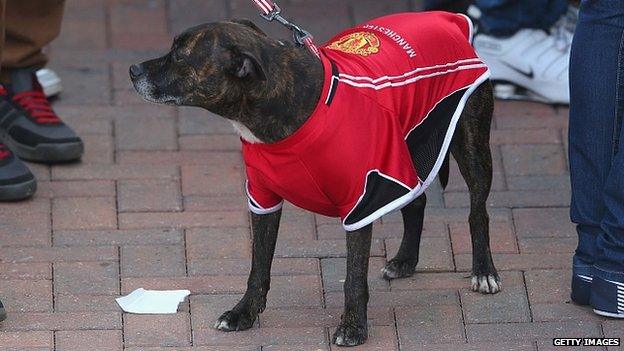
[422,0,472,13]
[476,0,568,36]
[568,0,624,311]
[0,0,82,163]
[590,1,624,317]
[1,0,65,73]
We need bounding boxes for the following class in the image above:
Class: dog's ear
[230,18,267,37]
[229,51,267,81]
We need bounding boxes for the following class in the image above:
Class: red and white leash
[250,0,320,59]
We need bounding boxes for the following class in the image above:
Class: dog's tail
[439,152,450,190]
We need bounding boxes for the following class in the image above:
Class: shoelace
[12,88,60,124]
[0,144,11,160]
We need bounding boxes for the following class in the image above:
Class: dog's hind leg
[381,194,426,280]
[450,82,501,294]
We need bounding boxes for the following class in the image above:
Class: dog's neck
[229,44,324,144]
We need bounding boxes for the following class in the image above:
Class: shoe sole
[0,177,36,201]
[593,309,624,319]
[5,136,83,163]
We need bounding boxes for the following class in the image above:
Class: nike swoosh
[502,62,534,79]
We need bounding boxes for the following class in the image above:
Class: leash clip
[259,2,281,22]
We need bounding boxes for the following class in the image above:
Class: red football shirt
[242,12,490,231]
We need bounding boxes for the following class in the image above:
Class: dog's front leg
[332,224,372,347]
[215,210,281,331]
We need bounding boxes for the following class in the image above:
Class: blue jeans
[569,0,624,281]
[423,0,568,36]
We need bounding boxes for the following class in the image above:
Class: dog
[130,12,500,347]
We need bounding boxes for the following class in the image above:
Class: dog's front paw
[332,323,368,347]
[214,309,257,332]
[471,274,501,294]
[381,259,416,280]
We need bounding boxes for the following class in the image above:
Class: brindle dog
[130,19,500,347]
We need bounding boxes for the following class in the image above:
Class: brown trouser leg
[2,0,65,77]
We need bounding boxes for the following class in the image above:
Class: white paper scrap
[116,288,191,314]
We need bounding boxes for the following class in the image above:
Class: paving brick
[491,128,562,145]
[36,180,115,198]
[121,276,247,295]
[121,245,186,277]
[54,293,121,312]
[445,189,571,208]
[274,238,385,258]
[390,272,472,291]
[118,179,183,212]
[177,108,235,135]
[519,237,577,254]
[0,263,51,280]
[325,290,458,308]
[513,208,576,238]
[0,331,53,349]
[117,150,242,168]
[461,284,531,323]
[81,134,114,164]
[0,280,52,312]
[55,330,122,351]
[168,0,229,34]
[54,228,183,247]
[603,320,624,338]
[351,0,412,23]
[0,199,51,247]
[186,227,251,259]
[54,261,119,295]
[51,63,110,105]
[265,275,323,308]
[188,258,318,276]
[179,135,241,151]
[454,253,569,271]
[124,314,192,347]
[183,195,248,212]
[116,117,178,151]
[0,312,121,331]
[494,101,562,129]
[531,302,607,322]
[181,164,245,196]
[501,144,567,176]
[0,247,118,263]
[507,175,571,190]
[465,321,601,342]
[193,327,326,347]
[321,257,389,292]
[51,164,179,180]
[414,342,536,351]
[52,197,117,230]
[260,307,394,328]
[385,237,454,271]
[449,221,518,254]
[524,269,572,305]
[396,303,466,345]
[118,211,248,229]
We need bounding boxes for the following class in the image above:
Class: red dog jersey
[242,12,490,231]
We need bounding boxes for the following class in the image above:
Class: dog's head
[130,19,275,110]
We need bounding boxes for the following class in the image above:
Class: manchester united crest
[327,32,380,57]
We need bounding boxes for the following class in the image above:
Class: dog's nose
[129,64,144,79]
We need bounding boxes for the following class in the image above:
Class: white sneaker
[35,68,62,98]
[473,23,571,104]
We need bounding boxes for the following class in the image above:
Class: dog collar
[250,0,321,58]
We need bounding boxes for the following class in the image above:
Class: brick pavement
[0,0,621,350]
